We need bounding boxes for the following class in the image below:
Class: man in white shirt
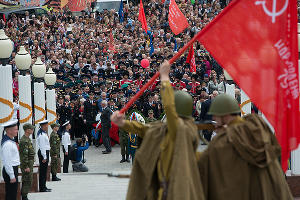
[36,120,51,192]
[1,120,20,200]
[61,121,71,173]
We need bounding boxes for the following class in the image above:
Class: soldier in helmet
[49,123,61,181]
[19,123,35,200]
[111,61,205,200]
[197,94,293,200]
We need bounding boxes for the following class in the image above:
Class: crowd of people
[2,0,299,199]
[6,0,235,139]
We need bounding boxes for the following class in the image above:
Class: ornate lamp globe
[0,29,13,64]
[32,57,46,79]
[15,46,32,73]
[44,68,56,87]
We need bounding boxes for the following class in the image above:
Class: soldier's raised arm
[111,111,148,138]
[159,61,178,141]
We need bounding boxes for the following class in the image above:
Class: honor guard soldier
[111,61,205,200]
[19,123,35,200]
[119,112,130,163]
[49,123,61,181]
[197,94,293,200]
[36,120,51,192]
[61,121,71,173]
[1,120,19,200]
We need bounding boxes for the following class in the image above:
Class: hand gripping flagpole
[120,33,200,114]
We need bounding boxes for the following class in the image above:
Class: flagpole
[120,0,243,113]
[120,31,200,114]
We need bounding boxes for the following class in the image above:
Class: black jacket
[100,107,112,128]
[57,104,71,125]
[83,100,98,123]
[200,99,212,121]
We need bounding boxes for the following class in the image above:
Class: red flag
[67,0,86,12]
[186,46,196,72]
[168,0,189,35]
[197,0,299,171]
[109,30,115,52]
[138,0,148,33]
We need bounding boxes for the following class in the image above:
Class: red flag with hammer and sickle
[197,0,299,171]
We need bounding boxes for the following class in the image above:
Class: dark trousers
[3,166,18,200]
[203,130,212,142]
[102,127,111,152]
[62,145,70,173]
[86,121,94,145]
[38,149,49,191]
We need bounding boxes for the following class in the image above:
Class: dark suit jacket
[200,99,212,121]
[100,107,112,128]
[57,104,71,125]
[83,100,98,123]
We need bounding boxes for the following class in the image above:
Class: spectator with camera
[72,136,89,172]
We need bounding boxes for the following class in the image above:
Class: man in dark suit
[100,100,113,154]
[200,98,212,121]
[83,92,98,144]
[142,95,159,119]
[57,96,71,125]
[200,90,219,141]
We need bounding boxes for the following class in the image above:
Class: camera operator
[72,135,89,172]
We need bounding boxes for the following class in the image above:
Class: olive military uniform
[197,94,293,200]
[19,134,35,198]
[146,117,157,123]
[119,129,130,162]
[50,124,61,180]
[146,110,157,123]
[121,81,204,200]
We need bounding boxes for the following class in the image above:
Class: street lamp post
[45,68,57,134]
[32,57,46,155]
[15,46,33,139]
[0,29,14,176]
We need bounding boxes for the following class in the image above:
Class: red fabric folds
[186,45,196,72]
[168,0,189,35]
[197,0,299,171]
[138,0,148,32]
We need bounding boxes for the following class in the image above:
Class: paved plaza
[29,144,132,200]
[27,143,208,200]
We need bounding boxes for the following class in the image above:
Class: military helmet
[50,123,60,129]
[23,123,35,131]
[174,90,193,117]
[208,94,241,116]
